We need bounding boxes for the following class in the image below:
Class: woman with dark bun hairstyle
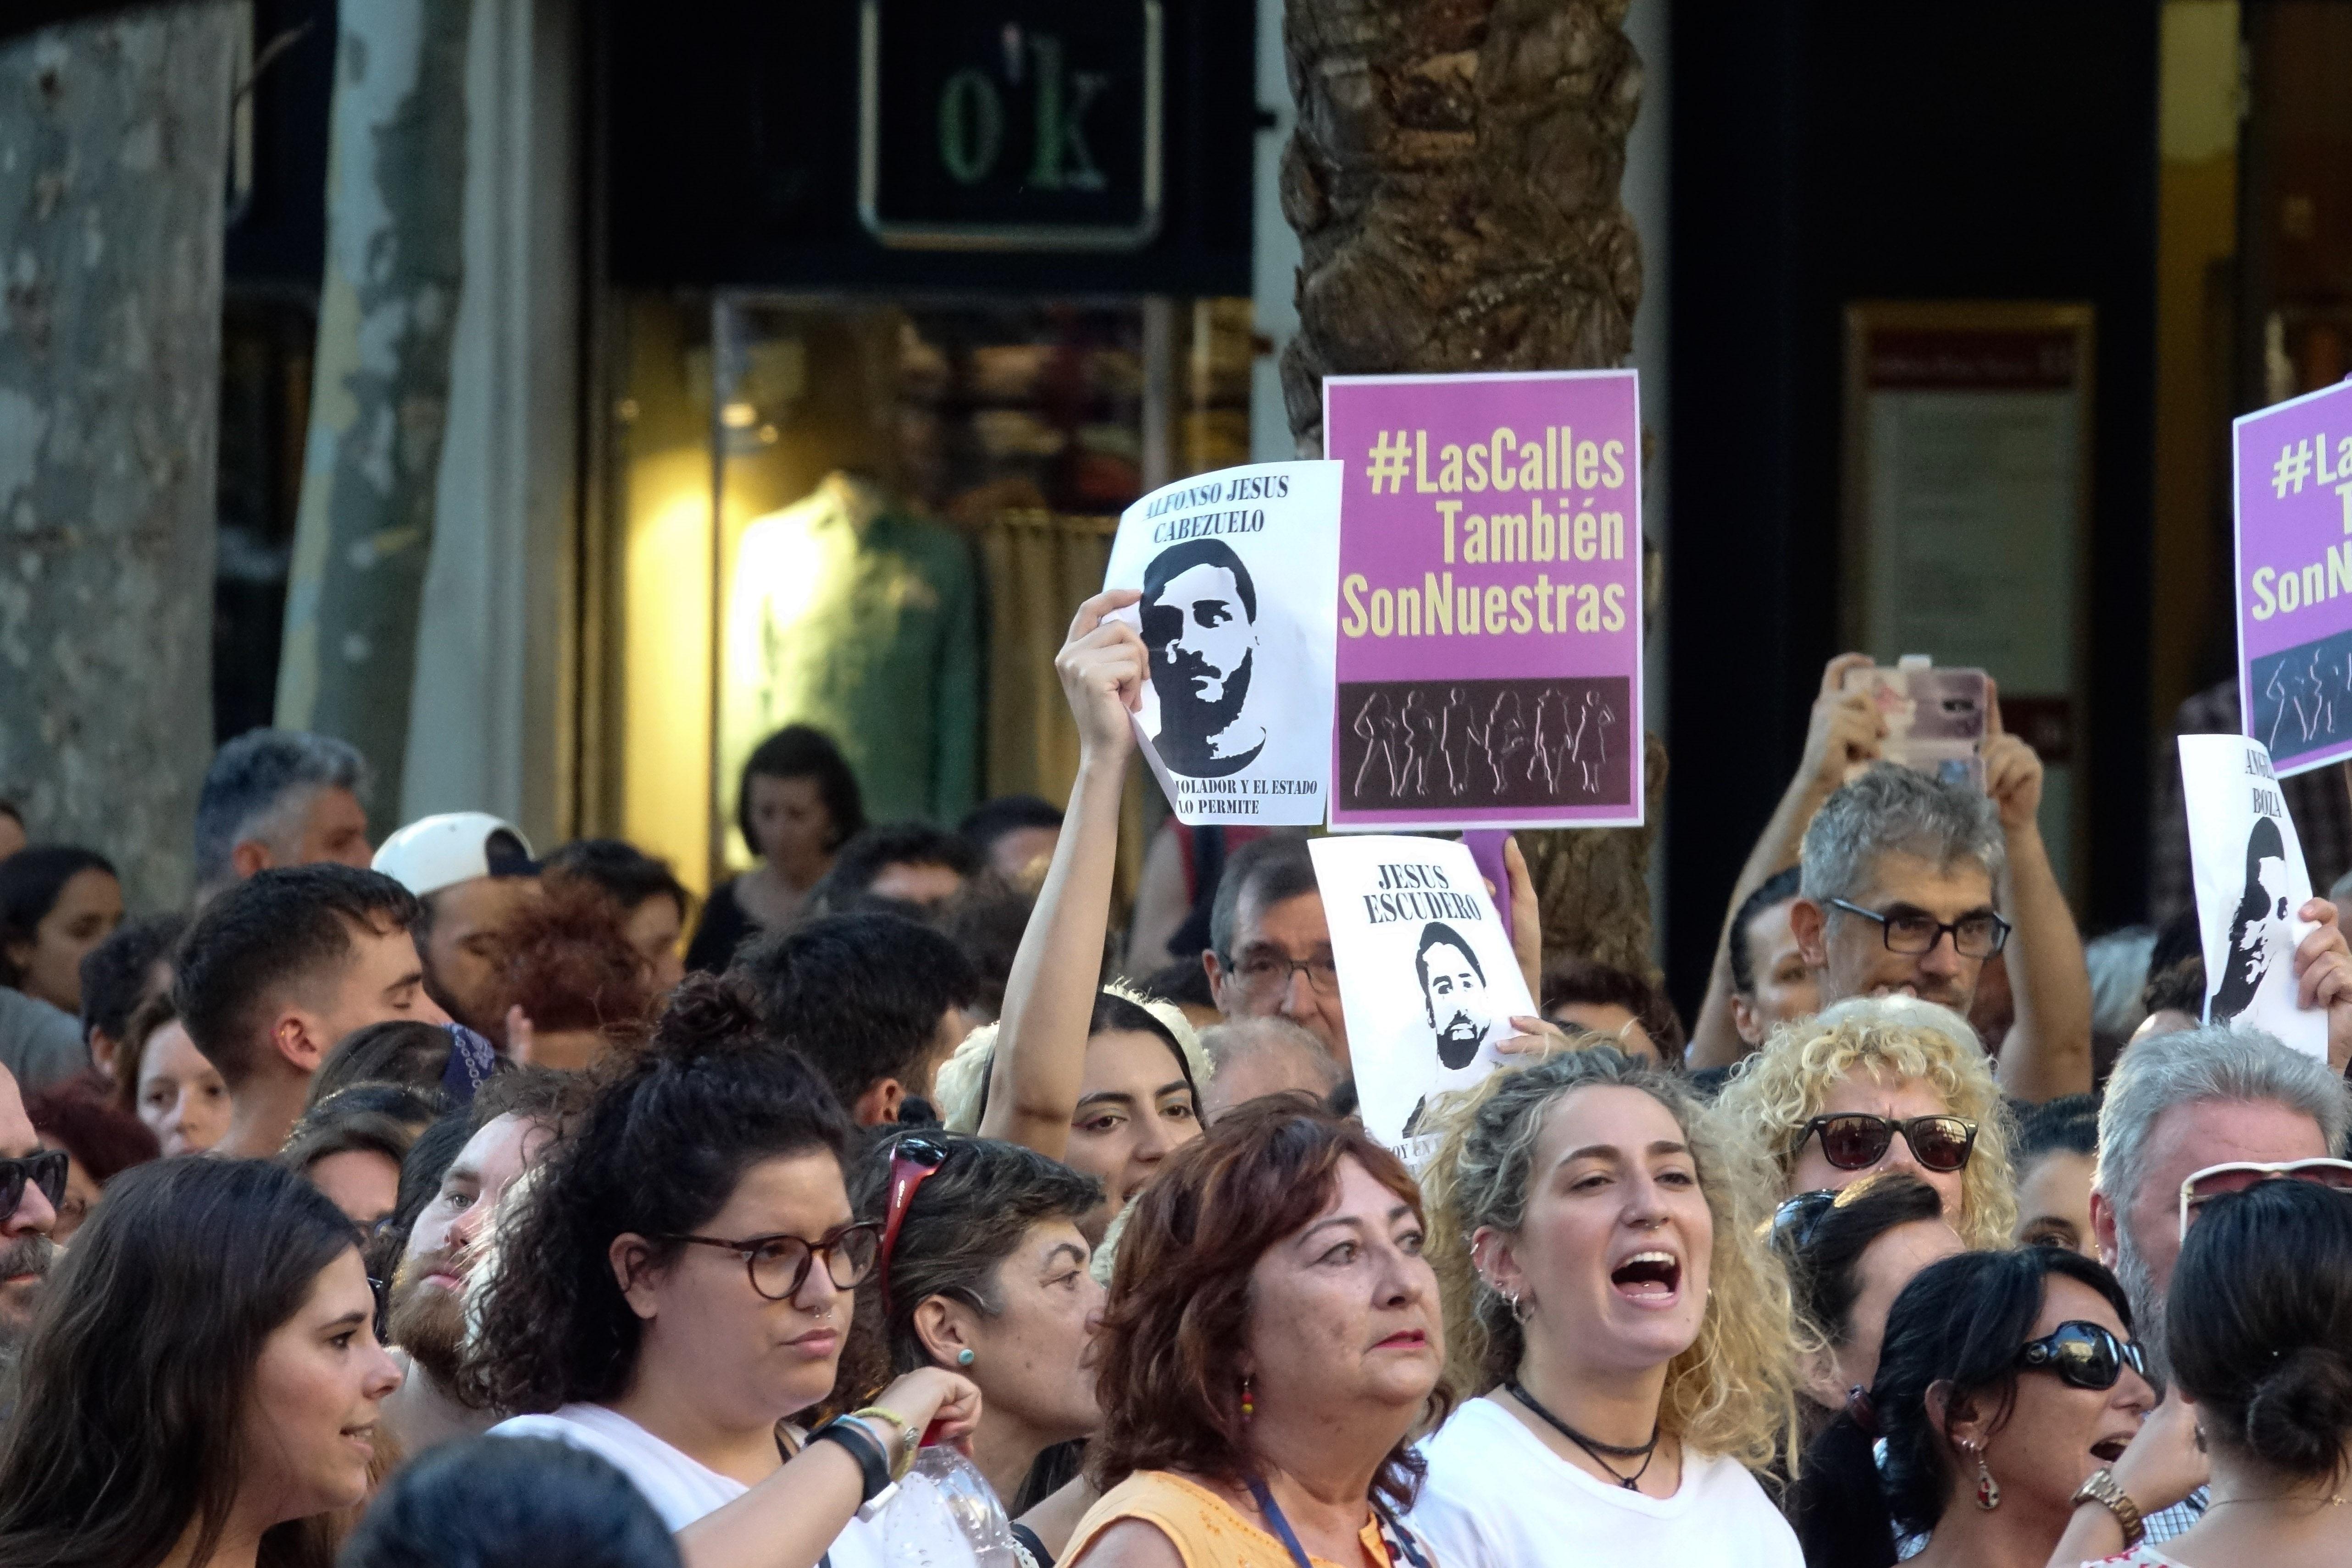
[467,973,981,1568]
[2060,1177,2352,1566]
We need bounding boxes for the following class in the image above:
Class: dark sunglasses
[0,1151,67,1216]
[877,1136,950,1313]
[2017,1320,2146,1391]
[1795,1113,1977,1174]
[1769,1188,1840,1253]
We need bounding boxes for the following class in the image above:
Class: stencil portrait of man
[1416,920,1494,1071]
[1140,538,1266,777]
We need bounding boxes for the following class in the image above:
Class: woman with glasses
[2055,1177,2352,1566]
[0,1157,401,1568]
[1769,1175,1962,1567]
[468,975,982,1568]
[833,1131,1107,1565]
[1408,1049,1803,1566]
[959,591,1209,1244]
[1710,994,2016,1249]
[1829,1247,2169,1568]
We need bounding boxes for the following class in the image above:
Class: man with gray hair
[1198,1016,1345,1121]
[1787,750,2095,1101]
[193,729,374,898]
[2078,1025,2352,1543]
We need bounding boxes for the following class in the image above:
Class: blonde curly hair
[1420,1048,1801,1475]
[1708,994,2017,1249]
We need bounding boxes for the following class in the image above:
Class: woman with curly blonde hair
[1408,1048,1804,1566]
[1710,995,2017,1250]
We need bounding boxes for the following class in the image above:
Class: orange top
[1064,1471,1402,1568]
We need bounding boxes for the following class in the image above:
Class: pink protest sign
[2235,376,2352,778]
[1323,370,1644,829]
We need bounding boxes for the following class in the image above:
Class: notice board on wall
[1842,301,2095,896]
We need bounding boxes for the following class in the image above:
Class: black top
[685,879,759,973]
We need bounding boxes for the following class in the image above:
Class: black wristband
[810,1416,893,1505]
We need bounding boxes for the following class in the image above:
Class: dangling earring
[1962,1440,2000,1511]
[955,1347,976,1367]
[1240,1376,1256,1423]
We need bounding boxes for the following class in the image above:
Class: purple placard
[2236,376,2352,777]
[1323,370,1644,829]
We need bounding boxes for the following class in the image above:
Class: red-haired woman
[1064,1097,1450,1568]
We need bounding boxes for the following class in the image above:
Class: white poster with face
[1309,835,1537,1154]
[1102,461,1342,826]
[2180,734,2329,1060]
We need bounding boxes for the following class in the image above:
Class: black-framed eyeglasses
[0,1151,67,1216]
[1827,898,2011,958]
[666,1221,883,1302]
[2018,1320,2146,1392]
[1794,1113,1978,1174]
[1231,950,1340,997]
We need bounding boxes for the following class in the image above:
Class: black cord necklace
[1503,1379,1661,1490]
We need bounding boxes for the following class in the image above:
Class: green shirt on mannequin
[722,472,980,831]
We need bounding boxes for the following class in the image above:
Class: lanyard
[1245,1475,1320,1568]
[1243,1476,1424,1568]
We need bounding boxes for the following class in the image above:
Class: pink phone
[1842,659,1988,790]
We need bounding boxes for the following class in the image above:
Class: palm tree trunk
[1281,0,1664,984]
[0,3,238,908]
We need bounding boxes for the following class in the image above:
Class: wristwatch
[2070,1468,2146,1549]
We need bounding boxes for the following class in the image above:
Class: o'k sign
[1323,370,1645,830]
[2235,375,2352,777]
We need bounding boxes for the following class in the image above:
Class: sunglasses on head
[1768,1188,1841,1254]
[1794,1113,1976,1174]
[2017,1320,2146,1391]
[877,1135,951,1314]
[0,1151,67,1217]
[2176,1158,2352,1242]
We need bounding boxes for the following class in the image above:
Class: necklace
[1503,1379,1662,1490]
[2209,1493,2348,1508]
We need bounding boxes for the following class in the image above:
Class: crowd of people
[0,593,2349,1568]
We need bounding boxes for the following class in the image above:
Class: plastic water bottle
[878,1444,1018,1568]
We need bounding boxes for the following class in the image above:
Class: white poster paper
[1309,835,1537,1152]
[1103,461,1342,826]
[2180,734,2329,1060]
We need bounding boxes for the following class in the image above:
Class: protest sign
[1322,370,1644,830]
[1104,461,1342,826]
[2234,375,2352,776]
[1309,834,1537,1153]
[2180,734,2329,1060]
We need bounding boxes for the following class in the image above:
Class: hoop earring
[1509,1291,1535,1324]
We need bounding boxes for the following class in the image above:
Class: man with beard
[2081,1026,2352,1545]
[378,1073,570,1459]
[0,1062,60,1419]
[1415,922,1493,1071]
[1140,538,1264,777]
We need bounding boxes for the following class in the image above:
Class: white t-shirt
[489,1403,886,1568]
[1406,1396,1803,1568]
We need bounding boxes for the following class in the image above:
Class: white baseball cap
[371,812,539,898]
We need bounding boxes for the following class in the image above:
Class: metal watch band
[2070,1468,2146,1548]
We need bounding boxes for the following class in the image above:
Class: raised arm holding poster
[1310,834,1537,1154]
[2234,375,2352,776]
[1322,370,1644,830]
[2179,734,2329,1060]
[1102,461,1343,826]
